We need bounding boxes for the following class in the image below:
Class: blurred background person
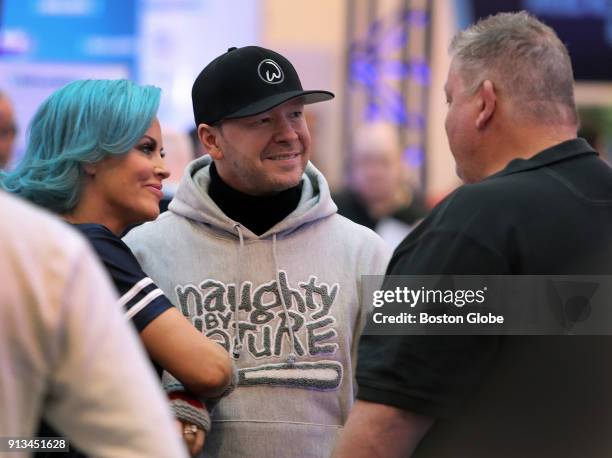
[158,126,197,212]
[0,190,188,458]
[0,90,16,170]
[334,122,427,250]
[0,79,234,457]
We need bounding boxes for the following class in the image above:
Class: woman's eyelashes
[136,138,160,156]
[139,143,154,154]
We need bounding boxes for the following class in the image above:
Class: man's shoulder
[326,214,391,261]
[124,211,183,243]
[415,177,530,242]
[436,173,537,219]
[455,174,529,202]
[330,213,385,241]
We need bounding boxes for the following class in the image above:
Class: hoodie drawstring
[232,223,245,359]
[273,233,297,365]
[231,226,297,365]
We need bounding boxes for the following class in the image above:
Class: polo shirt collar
[489,138,597,179]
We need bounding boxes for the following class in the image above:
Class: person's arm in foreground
[46,242,189,458]
[333,400,433,458]
[140,307,234,398]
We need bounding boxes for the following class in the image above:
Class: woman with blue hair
[1,79,233,456]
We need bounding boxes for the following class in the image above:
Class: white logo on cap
[257,59,284,84]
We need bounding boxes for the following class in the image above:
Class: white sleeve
[44,242,188,458]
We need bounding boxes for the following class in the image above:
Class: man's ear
[198,124,223,160]
[475,80,496,130]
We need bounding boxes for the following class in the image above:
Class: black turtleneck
[208,162,303,236]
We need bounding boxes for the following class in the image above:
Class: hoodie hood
[169,156,337,240]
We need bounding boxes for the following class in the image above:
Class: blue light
[403,146,425,167]
[349,6,431,121]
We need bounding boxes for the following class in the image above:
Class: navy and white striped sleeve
[75,224,173,332]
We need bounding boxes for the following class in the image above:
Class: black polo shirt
[356,138,612,457]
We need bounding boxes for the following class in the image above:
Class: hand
[176,420,205,457]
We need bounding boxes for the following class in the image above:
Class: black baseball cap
[192,46,334,126]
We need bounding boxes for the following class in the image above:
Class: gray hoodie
[124,156,389,457]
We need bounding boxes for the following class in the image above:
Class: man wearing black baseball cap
[189,45,334,198]
[125,46,389,457]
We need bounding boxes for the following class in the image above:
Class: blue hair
[0,79,161,213]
